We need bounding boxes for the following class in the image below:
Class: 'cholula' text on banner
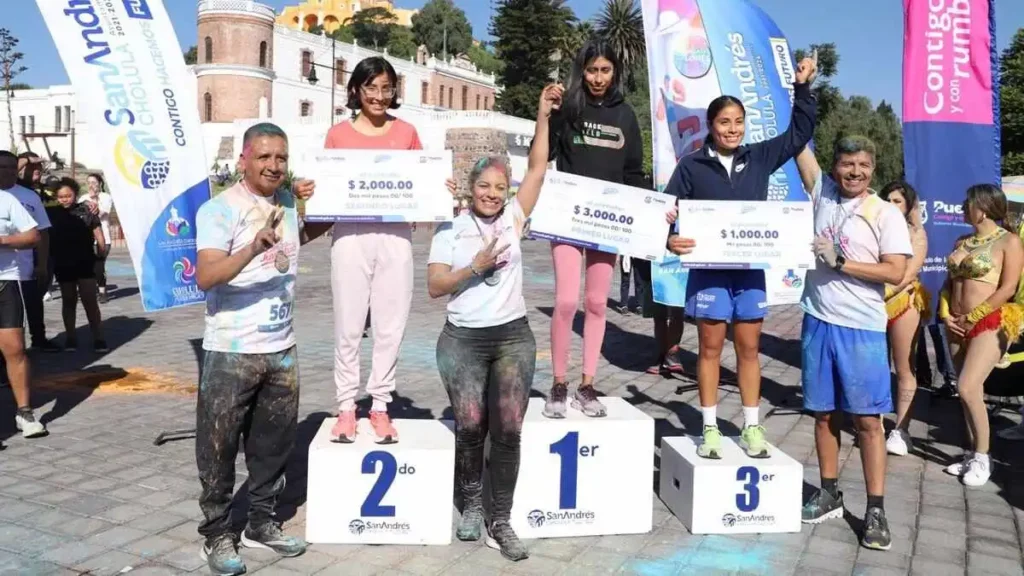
[35,0,209,311]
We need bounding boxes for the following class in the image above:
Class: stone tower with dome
[196,0,277,123]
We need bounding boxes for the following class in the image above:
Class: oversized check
[528,172,675,260]
[674,200,815,269]
[295,150,453,222]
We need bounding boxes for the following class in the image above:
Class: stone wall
[445,128,508,206]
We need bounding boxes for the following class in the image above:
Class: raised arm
[517,84,564,218]
[795,146,821,199]
[751,58,819,172]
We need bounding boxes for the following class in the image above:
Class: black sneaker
[801,488,844,524]
[200,533,246,576]
[98,291,108,304]
[936,382,960,399]
[861,506,892,551]
[64,338,78,352]
[485,521,529,561]
[240,521,306,557]
[456,498,484,542]
[31,340,61,353]
[94,340,109,353]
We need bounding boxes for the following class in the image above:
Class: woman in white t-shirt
[427,84,561,562]
[80,173,114,303]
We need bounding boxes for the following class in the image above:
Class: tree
[1000,28,1024,176]
[184,45,197,64]
[330,25,356,44]
[594,0,644,87]
[555,20,595,80]
[467,43,503,75]
[0,29,27,152]
[411,0,473,59]
[386,25,418,59]
[793,43,903,187]
[346,7,397,50]
[307,23,325,36]
[625,60,653,177]
[491,0,575,118]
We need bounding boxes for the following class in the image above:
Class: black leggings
[94,251,107,288]
[436,317,536,523]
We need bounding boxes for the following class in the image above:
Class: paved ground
[0,231,1022,576]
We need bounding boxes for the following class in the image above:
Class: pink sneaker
[369,411,398,444]
[331,410,357,443]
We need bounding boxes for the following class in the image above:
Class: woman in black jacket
[542,39,647,419]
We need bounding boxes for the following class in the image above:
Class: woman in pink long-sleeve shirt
[324,56,452,444]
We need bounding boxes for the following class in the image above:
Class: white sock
[339,400,356,413]
[701,405,717,428]
[974,452,990,464]
[371,399,388,413]
[743,406,759,428]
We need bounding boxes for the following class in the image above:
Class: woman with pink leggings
[543,40,647,418]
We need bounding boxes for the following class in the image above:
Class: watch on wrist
[832,255,846,271]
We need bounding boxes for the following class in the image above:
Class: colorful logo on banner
[641,0,810,308]
[902,0,1000,311]
[37,0,211,311]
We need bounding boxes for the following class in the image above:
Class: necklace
[240,180,290,274]
[964,227,1005,249]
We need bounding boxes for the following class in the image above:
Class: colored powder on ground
[37,368,197,395]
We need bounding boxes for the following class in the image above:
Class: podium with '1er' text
[306,419,454,545]
[506,397,654,539]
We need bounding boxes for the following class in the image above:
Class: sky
[7,0,1024,109]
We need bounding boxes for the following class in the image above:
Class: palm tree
[594,0,645,84]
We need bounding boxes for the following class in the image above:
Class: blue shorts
[801,315,893,415]
[684,269,767,322]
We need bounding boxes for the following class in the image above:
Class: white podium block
[659,436,803,534]
[306,419,454,545]
[508,397,654,539]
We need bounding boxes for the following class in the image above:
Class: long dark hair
[966,183,1014,232]
[87,173,106,193]
[879,180,919,223]
[560,39,624,131]
[346,56,401,115]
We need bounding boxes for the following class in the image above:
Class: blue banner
[641,0,810,307]
[903,0,1001,311]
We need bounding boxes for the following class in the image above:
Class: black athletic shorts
[0,281,24,330]
[54,260,96,283]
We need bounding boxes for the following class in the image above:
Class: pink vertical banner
[903,0,995,124]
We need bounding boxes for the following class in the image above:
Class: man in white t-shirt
[193,123,328,576]
[0,151,45,439]
[4,182,55,352]
[793,137,911,552]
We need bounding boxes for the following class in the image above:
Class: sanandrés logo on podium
[721,512,776,528]
[526,508,596,528]
[348,518,412,536]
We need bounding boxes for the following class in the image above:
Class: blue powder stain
[626,537,777,575]
[280,353,294,369]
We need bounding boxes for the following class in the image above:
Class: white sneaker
[886,429,911,456]
[996,423,1024,441]
[962,454,991,487]
[42,291,52,302]
[944,451,973,476]
[15,412,46,438]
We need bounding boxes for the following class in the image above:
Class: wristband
[966,302,994,324]
[938,289,951,320]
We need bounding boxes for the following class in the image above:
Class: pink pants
[331,222,413,411]
[550,243,616,380]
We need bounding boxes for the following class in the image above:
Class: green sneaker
[696,425,723,459]
[740,424,770,459]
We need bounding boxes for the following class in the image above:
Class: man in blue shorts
[794,137,911,551]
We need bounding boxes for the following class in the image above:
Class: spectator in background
[46,178,107,353]
[79,174,113,303]
[616,256,643,315]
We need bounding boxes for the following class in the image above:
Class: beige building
[277,0,418,33]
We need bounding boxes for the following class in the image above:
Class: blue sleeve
[749,82,818,173]
[6,195,38,233]
[664,160,692,201]
[196,198,236,253]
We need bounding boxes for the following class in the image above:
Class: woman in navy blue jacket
[666,56,818,460]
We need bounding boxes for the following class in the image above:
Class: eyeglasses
[361,86,395,99]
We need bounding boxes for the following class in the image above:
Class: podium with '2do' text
[505,397,654,539]
[305,419,454,545]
